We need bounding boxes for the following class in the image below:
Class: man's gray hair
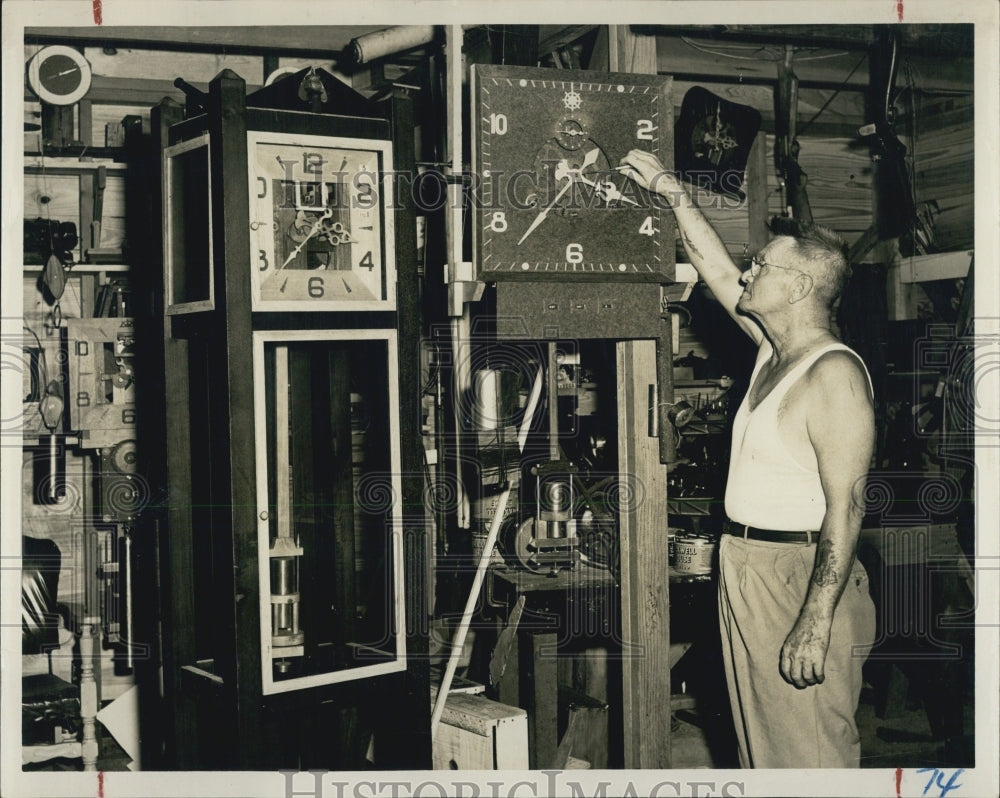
[769,218,851,308]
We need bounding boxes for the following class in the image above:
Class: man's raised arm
[619,149,762,344]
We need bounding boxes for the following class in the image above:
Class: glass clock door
[252,330,405,694]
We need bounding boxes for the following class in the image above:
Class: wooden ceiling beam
[641,24,973,58]
[537,25,598,56]
[24,26,386,58]
[655,34,973,94]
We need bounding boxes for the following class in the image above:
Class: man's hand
[780,611,832,688]
[617,149,682,198]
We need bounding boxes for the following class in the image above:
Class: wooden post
[617,340,672,768]
[205,68,262,768]
[384,89,433,769]
[609,25,657,75]
[150,96,203,768]
[526,631,559,768]
[747,132,770,254]
[78,99,93,148]
[610,26,673,770]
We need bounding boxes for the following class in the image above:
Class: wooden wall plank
[910,125,974,252]
[23,170,127,255]
[676,133,876,261]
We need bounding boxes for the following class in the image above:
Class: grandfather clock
[150,69,428,770]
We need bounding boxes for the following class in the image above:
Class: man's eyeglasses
[745,255,805,278]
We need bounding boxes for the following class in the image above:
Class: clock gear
[694,101,739,166]
[555,118,589,151]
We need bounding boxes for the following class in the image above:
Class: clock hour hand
[569,172,640,206]
[279,208,332,269]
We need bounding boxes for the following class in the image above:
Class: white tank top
[724,339,873,531]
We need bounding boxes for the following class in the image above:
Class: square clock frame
[472,65,674,282]
[247,131,396,312]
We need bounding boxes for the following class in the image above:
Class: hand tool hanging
[38,220,76,328]
[85,164,124,264]
[774,45,813,224]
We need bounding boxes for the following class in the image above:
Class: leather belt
[723,519,815,544]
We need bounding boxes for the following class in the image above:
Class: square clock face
[473,65,674,281]
[248,131,395,311]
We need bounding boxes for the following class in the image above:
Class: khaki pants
[718,534,876,768]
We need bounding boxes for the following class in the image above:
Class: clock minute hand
[279,208,332,270]
[517,160,572,246]
[517,150,600,247]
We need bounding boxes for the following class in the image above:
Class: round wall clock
[472,65,674,281]
[247,131,395,311]
[27,45,93,106]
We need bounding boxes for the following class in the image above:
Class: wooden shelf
[24,154,127,170]
[667,497,716,516]
[678,419,728,435]
[23,263,130,274]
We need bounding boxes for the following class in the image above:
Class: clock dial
[473,65,674,281]
[41,54,83,94]
[27,45,93,106]
[248,132,394,311]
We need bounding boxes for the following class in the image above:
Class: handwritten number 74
[917,768,964,798]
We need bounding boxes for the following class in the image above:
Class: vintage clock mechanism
[158,68,412,719]
[674,85,761,199]
[472,65,674,281]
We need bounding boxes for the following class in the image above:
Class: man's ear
[787,273,814,304]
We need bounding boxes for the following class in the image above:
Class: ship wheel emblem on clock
[562,90,582,111]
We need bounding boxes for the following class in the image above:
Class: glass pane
[165,136,212,309]
[258,336,400,689]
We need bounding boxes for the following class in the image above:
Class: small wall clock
[27,45,93,106]
[247,131,395,311]
[472,65,674,281]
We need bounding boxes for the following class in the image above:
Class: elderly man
[620,150,877,768]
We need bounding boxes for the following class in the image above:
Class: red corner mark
[92,0,103,25]
[98,771,105,798]
[897,0,904,23]
[896,767,903,798]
